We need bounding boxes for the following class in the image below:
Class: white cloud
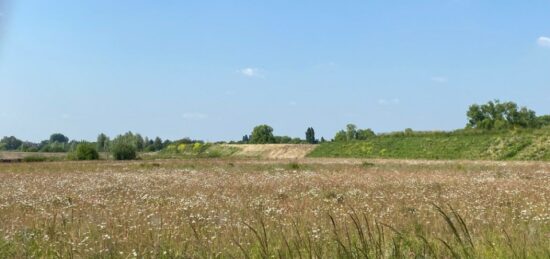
[378,98,400,105]
[182,112,208,120]
[537,37,550,48]
[431,76,448,83]
[238,67,262,77]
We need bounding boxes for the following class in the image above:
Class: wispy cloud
[537,37,550,48]
[378,98,400,105]
[431,76,448,83]
[182,112,208,120]
[238,67,263,78]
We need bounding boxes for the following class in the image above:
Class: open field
[1,158,550,258]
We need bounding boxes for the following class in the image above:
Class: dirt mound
[222,144,316,159]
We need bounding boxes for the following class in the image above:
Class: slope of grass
[309,129,550,160]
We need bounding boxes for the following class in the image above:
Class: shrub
[111,141,137,160]
[22,156,48,162]
[192,143,203,153]
[177,144,187,153]
[71,143,99,160]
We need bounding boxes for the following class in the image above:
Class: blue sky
[0,1,549,142]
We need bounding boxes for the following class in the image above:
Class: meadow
[0,158,549,258]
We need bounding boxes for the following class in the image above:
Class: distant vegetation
[2,100,550,161]
[466,100,549,130]
[69,143,100,161]
[309,128,550,160]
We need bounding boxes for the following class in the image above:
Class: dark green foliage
[356,128,375,140]
[362,161,375,168]
[334,130,347,142]
[467,100,540,130]
[346,124,357,140]
[250,125,276,144]
[49,133,69,143]
[96,133,109,152]
[305,127,317,144]
[334,124,376,142]
[242,135,250,143]
[18,142,39,152]
[0,136,23,150]
[111,134,138,160]
[40,141,68,152]
[153,137,163,151]
[111,142,137,160]
[72,143,99,160]
[22,156,49,162]
[538,115,550,127]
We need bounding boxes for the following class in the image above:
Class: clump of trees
[250,125,276,144]
[0,136,23,150]
[69,142,99,160]
[109,133,141,160]
[333,124,376,142]
[305,127,317,144]
[238,125,319,144]
[467,100,549,130]
[0,133,72,152]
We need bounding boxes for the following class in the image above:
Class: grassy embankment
[309,129,550,160]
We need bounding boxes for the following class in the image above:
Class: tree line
[2,100,549,159]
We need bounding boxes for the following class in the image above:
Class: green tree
[153,137,163,151]
[356,129,376,140]
[346,124,357,141]
[250,125,276,144]
[275,136,292,144]
[538,115,550,127]
[305,127,316,144]
[334,130,347,142]
[72,143,99,160]
[0,136,23,150]
[467,100,539,130]
[135,134,145,151]
[111,135,137,160]
[96,133,109,152]
[50,133,69,143]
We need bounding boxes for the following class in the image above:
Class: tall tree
[346,124,357,141]
[153,137,163,151]
[135,134,145,151]
[96,133,109,152]
[356,129,375,140]
[334,130,347,142]
[0,136,23,150]
[467,100,539,130]
[250,125,276,144]
[50,133,69,143]
[305,127,316,144]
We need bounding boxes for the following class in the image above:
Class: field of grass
[309,130,550,161]
[1,158,549,258]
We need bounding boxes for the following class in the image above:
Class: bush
[23,156,48,162]
[71,143,99,160]
[111,141,137,160]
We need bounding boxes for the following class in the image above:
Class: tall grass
[0,159,549,257]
